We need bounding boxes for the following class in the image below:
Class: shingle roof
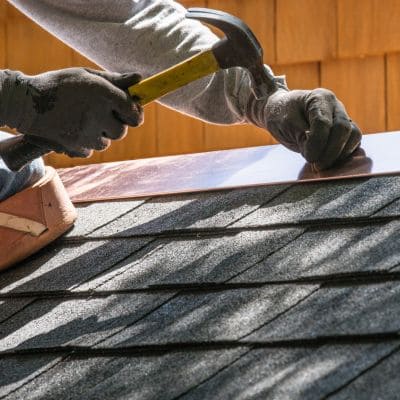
[1,174,400,399]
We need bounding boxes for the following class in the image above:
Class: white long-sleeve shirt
[8,0,285,126]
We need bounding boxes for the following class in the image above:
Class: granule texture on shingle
[0,293,175,351]
[0,238,152,293]
[99,285,317,346]
[3,173,400,399]
[179,343,398,400]
[3,349,247,400]
[88,184,288,237]
[246,283,400,341]
[233,176,400,227]
[0,355,62,398]
[79,228,304,291]
[0,298,35,324]
[66,199,148,237]
[331,347,400,400]
[232,221,400,282]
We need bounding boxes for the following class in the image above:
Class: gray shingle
[0,355,62,398]
[3,349,247,400]
[180,343,398,400]
[87,185,288,237]
[0,293,174,351]
[0,238,151,294]
[331,347,400,400]
[66,199,147,237]
[246,283,400,341]
[0,299,34,324]
[2,170,400,399]
[100,285,317,347]
[233,176,400,228]
[232,221,400,282]
[374,198,400,217]
[78,228,304,291]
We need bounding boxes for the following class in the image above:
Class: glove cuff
[245,66,289,129]
[0,70,36,132]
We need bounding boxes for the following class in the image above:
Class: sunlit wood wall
[2,0,400,167]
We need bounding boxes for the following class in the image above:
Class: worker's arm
[8,0,361,169]
[0,68,143,157]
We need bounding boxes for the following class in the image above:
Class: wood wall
[1,0,400,167]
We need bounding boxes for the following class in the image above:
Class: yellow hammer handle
[128,49,220,105]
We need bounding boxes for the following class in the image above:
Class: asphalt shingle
[2,171,400,399]
[233,176,400,228]
[0,355,62,399]
[100,285,317,347]
[66,199,147,237]
[0,293,174,351]
[246,283,400,341]
[0,299,34,324]
[85,185,288,237]
[0,238,152,294]
[3,349,247,400]
[232,220,400,282]
[78,228,304,290]
[331,347,400,400]
[179,343,398,400]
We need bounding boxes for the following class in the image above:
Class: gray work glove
[248,87,362,170]
[0,68,143,157]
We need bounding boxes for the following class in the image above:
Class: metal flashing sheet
[59,131,400,203]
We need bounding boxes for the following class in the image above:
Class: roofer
[0,0,362,270]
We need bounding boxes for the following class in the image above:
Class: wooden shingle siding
[272,62,320,89]
[2,1,400,167]
[207,0,276,64]
[276,0,337,64]
[321,56,387,133]
[338,0,400,58]
[386,53,400,131]
[6,8,72,74]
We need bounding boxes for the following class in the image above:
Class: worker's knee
[0,131,45,201]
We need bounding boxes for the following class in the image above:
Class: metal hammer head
[186,8,277,98]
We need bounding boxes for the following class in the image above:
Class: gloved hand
[248,87,362,170]
[0,68,143,157]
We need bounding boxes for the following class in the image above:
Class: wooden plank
[386,53,400,131]
[338,0,400,58]
[5,3,24,19]
[276,0,336,64]
[180,0,208,6]
[71,51,100,69]
[207,0,276,64]
[156,105,205,156]
[321,56,386,134]
[204,123,275,153]
[6,14,71,73]
[0,21,5,69]
[272,62,320,89]
[0,3,7,20]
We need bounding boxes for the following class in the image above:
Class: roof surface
[1,174,400,399]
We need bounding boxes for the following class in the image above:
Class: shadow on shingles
[0,186,287,389]
[2,282,400,398]
[1,179,400,397]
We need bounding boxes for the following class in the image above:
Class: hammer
[0,8,278,171]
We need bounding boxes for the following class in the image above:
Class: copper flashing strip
[59,131,400,203]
